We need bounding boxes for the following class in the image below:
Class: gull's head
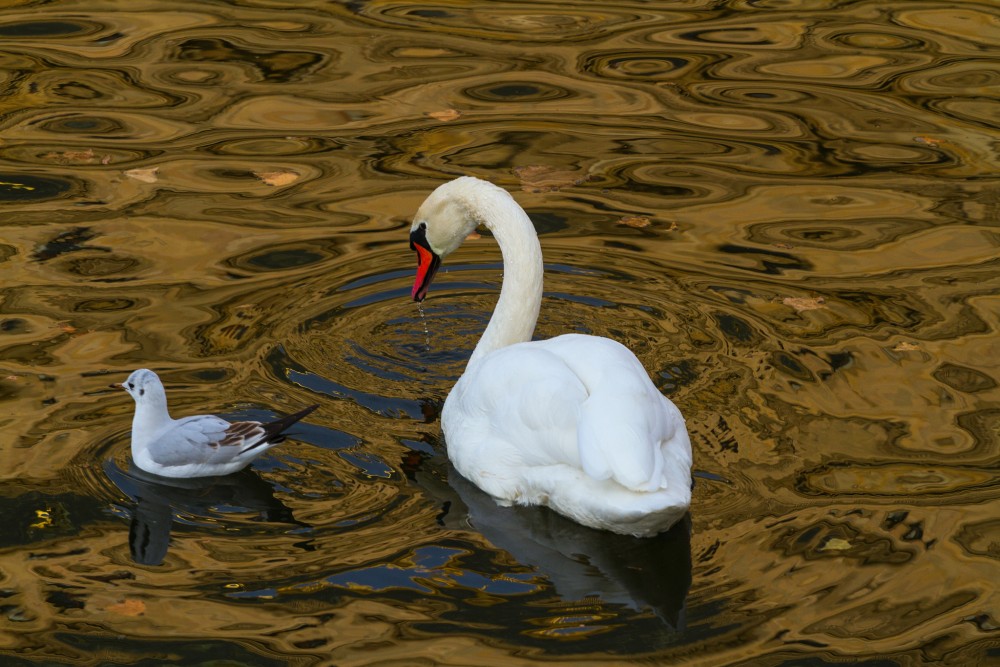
[117,368,166,406]
[410,176,499,302]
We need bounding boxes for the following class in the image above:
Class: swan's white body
[410,177,692,537]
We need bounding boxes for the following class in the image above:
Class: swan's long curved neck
[468,193,543,365]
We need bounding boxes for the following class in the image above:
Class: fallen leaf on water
[893,342,920,352]
[101,154,112,165]
[914,136,944,147]
[821,538,852,551]
[124,168,159,183]
[43,148,95,163]
[512,165,588,192]
[617,216,651,228]
[254,170,299,187]
[782,296,826,311]
[773,242,794,249]
[427,109,462,122]
[106,599,146,616]
[50,320,76,334]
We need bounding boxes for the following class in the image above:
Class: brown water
[1,1,998,665]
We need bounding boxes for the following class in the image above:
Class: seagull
[115,368,319,478]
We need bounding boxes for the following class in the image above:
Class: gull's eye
[128,383,134,390]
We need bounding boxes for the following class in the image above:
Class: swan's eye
[418,222,426,230]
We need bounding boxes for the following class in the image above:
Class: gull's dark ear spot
[139,389,145,396]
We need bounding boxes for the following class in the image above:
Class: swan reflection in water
[104,450,691,630]
[104,461,309,566]
[420,458,692,631]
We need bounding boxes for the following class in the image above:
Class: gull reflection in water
[104,461,308,566]
[437,462,692,630]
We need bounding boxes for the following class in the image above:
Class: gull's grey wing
[147,415,265,466]
[146,405,319,466]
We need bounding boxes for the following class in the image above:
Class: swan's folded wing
[538,334,689,492]
[578,394,661,491]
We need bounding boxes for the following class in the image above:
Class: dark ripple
[0,20,102,38]
[796,461,998,499]
[204,135,335,157]
[743,218,934,251]
[0,173,76,202]
[828,29,930,51]
[224,239,341,274]
[70,297,140,313]
[366,4,649,41]
[172,38,326,83]
[678,27,782,47]
[899,59,1000,94]
[57,255,145,279]
[933,363,997,393]
[580,51,720,81]
[771,517,915,565]
[464,81,573,103]
[33,68,184,108]
[37,114,126,135]
[687,82,817,105]
[926,97,1000,129]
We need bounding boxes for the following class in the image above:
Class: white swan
[409,176,692,537]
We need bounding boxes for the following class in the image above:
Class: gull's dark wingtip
[258,404,321,445]
[292,404,320,419]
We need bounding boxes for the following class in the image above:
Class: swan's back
[442,333,692,536]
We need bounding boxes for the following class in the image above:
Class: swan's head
[409,176,500,302]
[115,368,167,407]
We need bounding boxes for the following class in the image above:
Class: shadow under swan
[439,463,692,630]
[104,460,309,566]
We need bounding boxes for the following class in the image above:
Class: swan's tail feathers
[663,425,694,472]
[578,397,662,491]
[658,428,694,504]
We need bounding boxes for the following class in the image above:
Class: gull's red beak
[410,225,440,302]
[110,383,124,390]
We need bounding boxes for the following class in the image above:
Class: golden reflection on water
[1,0,998,664]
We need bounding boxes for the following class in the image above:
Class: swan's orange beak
[410,226,440,302]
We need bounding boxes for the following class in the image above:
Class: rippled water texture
[1,0,998,664]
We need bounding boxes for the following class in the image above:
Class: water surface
[1,1,998,665]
